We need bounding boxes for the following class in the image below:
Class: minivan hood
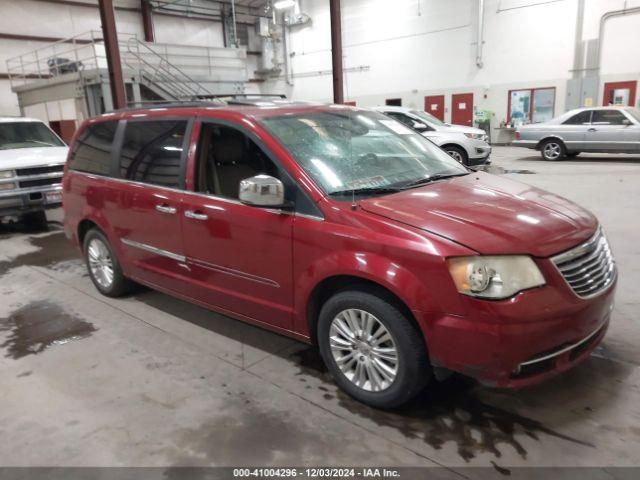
[0,146,68,169]
[359,172,597,257]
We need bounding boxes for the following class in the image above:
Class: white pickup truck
[0,117,69,225]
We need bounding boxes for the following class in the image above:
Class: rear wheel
[540,139,566,161]
[443,145,468,165]
[317,288,431,408]
[83,229,133,297]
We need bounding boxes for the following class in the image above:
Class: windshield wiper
[400,172,469,189]
[329,186,402,197]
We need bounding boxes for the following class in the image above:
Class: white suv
[0,117,69,225]
[372,106,491,166]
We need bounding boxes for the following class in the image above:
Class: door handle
[184,210,208,221]
[588,127,597,132]
[155,204,177,214]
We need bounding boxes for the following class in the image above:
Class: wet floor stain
[0,301,96,359]
[0,230,80,277]
[163,400,334,467]
[290,346,593,462]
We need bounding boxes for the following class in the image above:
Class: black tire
[566,152,580,158]
[83,228,133,297]
[317,288,431,409]
[540,139,566,161]
[22,210,48,230]
[443,145,469,165]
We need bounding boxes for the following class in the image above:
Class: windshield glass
[260,109,467,196]
[411,110,447,127]
[0,122,65,150]
[626,108,640,123]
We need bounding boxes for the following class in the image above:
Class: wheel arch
[535,136,565,150]
[305,274,425,348]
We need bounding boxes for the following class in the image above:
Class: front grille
[16,165,64,176]
[19,177,62,188]
[552,228,616,298]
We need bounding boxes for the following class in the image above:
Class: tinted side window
[69,121,117,175]
[119,120,187,188]
[386,112,414,127]
[592,110,627,125]
[563,110,592,125]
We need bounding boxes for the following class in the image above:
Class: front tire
[443,145,468,165]
[540,139,566,161]
[83,229,133,297]
[317,289,431,408]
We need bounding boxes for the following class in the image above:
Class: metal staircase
[6,30,248,116]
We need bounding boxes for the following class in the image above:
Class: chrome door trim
[188,257,280,288]
[121,238,186,262]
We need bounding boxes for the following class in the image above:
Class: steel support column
[329,0,344,104]
[141,0,155,42]
[98,0,127,110]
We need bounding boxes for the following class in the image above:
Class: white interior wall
[260,0,640,128]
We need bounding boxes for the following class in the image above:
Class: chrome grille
[552,228,616,298]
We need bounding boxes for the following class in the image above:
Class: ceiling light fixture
[274,0,296,9]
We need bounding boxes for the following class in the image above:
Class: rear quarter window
[69,121,118,175]
[118,120,187,189]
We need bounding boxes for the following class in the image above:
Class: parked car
[63,102,616,408]
[0,117,68,225]
[372,105,492,166]
[513,106,640,161]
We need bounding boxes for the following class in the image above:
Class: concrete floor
[0,146,639,471]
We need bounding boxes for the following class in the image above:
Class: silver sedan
[513,106,640,161]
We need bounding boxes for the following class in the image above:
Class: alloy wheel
[329,308,399,392]
[446,150,464,163]
[543,142,562,160]
[87,238,114,289]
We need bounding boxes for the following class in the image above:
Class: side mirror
[412,121,429,132]
[622,118,632,126]
[239,175,287,208]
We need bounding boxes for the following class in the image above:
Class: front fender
[294,250,446,336]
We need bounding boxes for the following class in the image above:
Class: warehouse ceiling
[150,0,271,19]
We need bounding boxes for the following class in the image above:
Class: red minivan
[63,100,617,408]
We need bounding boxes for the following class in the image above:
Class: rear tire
[317,288,431,408]
[540,139,566,161]
[443,145,468,165]
[83,229,133,297]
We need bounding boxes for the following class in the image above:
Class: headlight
[446,256,545,299]
[0,182,17,191]
[0,170,15,179]
[464,133,486,140]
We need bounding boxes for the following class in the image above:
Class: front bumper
[0,185,62,217]
[467,141,492,165]
[419,271,616,388]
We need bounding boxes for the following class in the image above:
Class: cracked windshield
[260,109,468,197]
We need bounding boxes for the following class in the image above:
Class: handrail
[123,37,212,100]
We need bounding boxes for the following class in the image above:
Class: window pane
[592,110,626,125]
[563,110,592,125]
[532,88,555,123]
[119,120,187,188]
[386,112,414,127]
[69,121,117,175]
[510,90,531,125]
[196,124,280,199]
